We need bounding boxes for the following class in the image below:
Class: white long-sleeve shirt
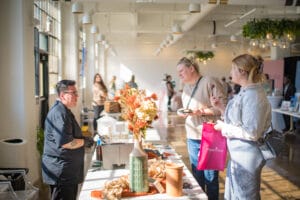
[222,84,271,141]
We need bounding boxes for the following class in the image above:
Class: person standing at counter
[165,74,175,111]
[176,57,226,200]
[210,54,271,199]
[283,75,296,131]
[109,75,117,98]
[92,73,108,132]
[42,80,93,200]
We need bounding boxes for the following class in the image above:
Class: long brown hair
[93,73,108,93]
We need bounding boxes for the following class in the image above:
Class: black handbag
[258,127,285,160]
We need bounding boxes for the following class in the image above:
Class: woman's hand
[214,120,224,131]
[193,108,206,116]
[214,120,230,138]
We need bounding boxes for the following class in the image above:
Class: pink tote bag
[197,122,227,170]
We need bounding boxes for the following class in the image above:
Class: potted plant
[36,126,44,157]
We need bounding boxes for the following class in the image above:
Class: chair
[0,168,39,200]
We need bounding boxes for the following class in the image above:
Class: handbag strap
[259,123,274,143]
[186,76,202,109]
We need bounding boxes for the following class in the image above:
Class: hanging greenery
[242,18,300,39]
[186,50,214,62]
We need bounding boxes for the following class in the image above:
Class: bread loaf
[104,101,121,113]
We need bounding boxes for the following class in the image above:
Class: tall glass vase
[129,136,149,193]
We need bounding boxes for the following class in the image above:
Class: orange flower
[151,93,158,100]
[114,96,120,101]
[114,86,158,139]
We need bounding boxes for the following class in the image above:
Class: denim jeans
[187,138,219,200]
[93,105,104,131]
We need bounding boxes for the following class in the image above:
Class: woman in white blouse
[211,54,271,199]
[92,73,108,132]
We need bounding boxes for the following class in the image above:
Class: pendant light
[82,14,92,25]
[90,25,98,34]
[172,24,183,35]
[189,3,200,13]
[72,2,83,14]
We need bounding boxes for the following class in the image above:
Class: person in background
[232,83,241,95]
[210,54,271,199]
[262,73,273,96]
[127,75,138,89]
[221,76,233,97]
[42,80,93,200]
[166,74,175,111]
[176,57,226,200]
[92,73,108,132]
[283,74,296,131]
[109,75,117,99]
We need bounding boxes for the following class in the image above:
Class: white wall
[98,39,244,99]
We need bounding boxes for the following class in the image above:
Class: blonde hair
[232,54,265,83]
[176,57,200,74]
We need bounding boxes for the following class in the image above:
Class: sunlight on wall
[120,63,132,82]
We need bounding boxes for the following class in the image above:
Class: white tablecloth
[267,96,285,132]
[79,145,208,200]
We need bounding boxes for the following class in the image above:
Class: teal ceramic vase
[129,137,149,193]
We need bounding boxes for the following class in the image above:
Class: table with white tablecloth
[272,108,300,133]
[267,96,285,132]
[79,145,208,200]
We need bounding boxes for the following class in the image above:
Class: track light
[224,19,237,28]
[239,8,256,19]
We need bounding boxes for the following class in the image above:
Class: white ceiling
[75,0,300,57]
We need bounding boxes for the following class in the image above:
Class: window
[34,0,61,96]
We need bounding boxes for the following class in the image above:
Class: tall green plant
[36,126,44,156]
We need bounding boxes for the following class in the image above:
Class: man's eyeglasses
[64,91,78,96]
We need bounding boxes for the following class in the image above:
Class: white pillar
[61,3,79,81]
[61,3,82,120]
[85,26,95,108]
[0,0,39,182]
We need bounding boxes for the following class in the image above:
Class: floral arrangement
[114,85,158,140]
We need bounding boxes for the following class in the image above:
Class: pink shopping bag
[197,122,227,170]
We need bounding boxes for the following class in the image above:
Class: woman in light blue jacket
[211,54,271,199]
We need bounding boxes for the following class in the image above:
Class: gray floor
[158,112,300,200]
